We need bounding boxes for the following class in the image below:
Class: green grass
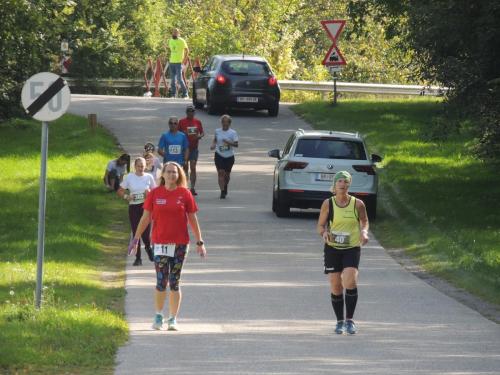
[293,98,500,305]
[0,115,129,373]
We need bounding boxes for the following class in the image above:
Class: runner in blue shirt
[158,116,189,166]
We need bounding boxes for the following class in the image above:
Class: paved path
[70,95,500,375]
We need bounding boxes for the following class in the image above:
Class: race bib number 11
[154,244,176,257]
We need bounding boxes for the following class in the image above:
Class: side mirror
[193,66,203,73]
[268,149,281,159]
[371,154,383,163]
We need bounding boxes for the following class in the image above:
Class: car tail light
[352,165,376,175]
[216,74,227,85]
[268,76,277,86]
[284,161,308,171]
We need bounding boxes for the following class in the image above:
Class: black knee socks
[345,288,358,320]
[331,293,344,321]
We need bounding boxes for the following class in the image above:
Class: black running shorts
[324,245,361,274]
[214,153,235,173]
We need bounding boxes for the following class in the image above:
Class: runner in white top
[117,157,156,265]
[210,114,239,199]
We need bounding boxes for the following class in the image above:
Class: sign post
[321,20,347,105]
[21,72,71,309]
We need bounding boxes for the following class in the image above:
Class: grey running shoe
[167,317,178,331]
[152,313,164,330]
[335,320,346,335]
[345,319,358,335]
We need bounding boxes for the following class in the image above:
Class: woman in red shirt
[130,161,207,331]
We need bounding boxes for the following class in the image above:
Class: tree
[347,0,500,158]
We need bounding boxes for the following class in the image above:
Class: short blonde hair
[220,114,232,125]
[160,162,187,188]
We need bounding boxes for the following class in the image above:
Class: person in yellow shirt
[167,28,189,98]
[317,171,369,335]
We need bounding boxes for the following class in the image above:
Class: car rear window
[222,61,270,76]
[293,139,367,160]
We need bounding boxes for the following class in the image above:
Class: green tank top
[327,196,361,249]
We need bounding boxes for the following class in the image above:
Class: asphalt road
[69,95,500,375]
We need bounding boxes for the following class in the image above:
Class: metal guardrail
[65,78,446,96]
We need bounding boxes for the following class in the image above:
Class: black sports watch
[196,240,204,246]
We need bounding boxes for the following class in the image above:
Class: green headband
[333,171,352,184]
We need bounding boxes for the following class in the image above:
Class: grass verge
[0,114,129,373]
[293,98,500,305]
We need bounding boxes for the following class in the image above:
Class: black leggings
[128,203,151,259]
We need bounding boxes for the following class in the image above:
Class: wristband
[196,240,204,246]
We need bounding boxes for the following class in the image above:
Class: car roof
[213,54,268,63]
[295,129,362,140]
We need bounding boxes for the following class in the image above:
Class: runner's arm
[223,139,238,147]
[184,147,190,165]
[356,199,369,245]
[117,187,132,201]
[317,199,330,240]
[187,212,207,257]
[133,210,152,241]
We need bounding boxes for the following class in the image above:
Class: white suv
[268,129,382,219]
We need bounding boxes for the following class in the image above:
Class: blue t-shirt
[158,131,189,164]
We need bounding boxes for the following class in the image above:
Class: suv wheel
[365,195,377,221]
[268,102,279,117]
[275,189,290,217]
[272,190,277,212]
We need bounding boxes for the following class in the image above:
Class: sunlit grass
[293,98,500,305]
[0,114,128,372]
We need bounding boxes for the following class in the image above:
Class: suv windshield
[294,139,366,160]
[222,61,270,76]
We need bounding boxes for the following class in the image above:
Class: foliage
[293,99,500,305]
[347,0,500,158]
[0,0,165,120]
[0,114,129,371]
[1,0,416,120]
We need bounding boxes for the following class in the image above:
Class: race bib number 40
[154,244,176,257]
[168,145,181,155]
[330,231,351,246]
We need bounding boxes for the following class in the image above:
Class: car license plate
[317,173,334,181]
[237,97,258,103]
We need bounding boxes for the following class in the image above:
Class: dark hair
[118,154,130,173]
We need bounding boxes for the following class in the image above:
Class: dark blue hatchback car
[192,54,280,116]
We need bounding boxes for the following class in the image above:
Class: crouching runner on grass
[317,171,369,335]
[130,162,207,331]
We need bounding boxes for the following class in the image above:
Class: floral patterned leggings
[154,245,187,292]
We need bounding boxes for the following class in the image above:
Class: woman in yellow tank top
[317,171,369,335]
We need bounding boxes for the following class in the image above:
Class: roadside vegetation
[293,98,500,305]
[0,115,128,373]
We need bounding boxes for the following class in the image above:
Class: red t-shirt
[143,186,198,244]
[179,117,204,149]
